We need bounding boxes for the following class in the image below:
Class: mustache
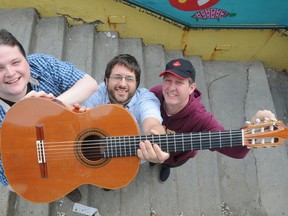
[116,86,128,90]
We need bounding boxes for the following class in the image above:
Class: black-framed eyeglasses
[109,74,136,83]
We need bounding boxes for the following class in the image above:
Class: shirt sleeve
[135,89,163,124]
[28,54,85,93]
[0,160,8,186]
[0,107,6,126]
[81,83,108,107]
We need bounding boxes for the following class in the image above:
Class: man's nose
[168,82,176,90]
[5,66,15,76]
[119,77,127,84]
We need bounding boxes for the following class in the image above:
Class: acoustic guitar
[1,97,287,203]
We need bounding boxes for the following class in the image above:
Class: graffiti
[114,0,286,28]
[169,0,220,11]
[192,8,236,21]
[113,0,137,9]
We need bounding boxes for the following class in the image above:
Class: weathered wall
[0,0,287,71]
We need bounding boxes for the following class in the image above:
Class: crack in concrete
[243,67,250,121]
[252,150,265,212]
[207,74,229,100]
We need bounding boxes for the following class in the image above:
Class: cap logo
[172,61,181,67]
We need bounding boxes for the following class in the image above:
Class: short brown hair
[0,29,26,58]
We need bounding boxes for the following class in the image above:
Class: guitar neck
[103,129,244,158]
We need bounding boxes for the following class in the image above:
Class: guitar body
[1,98,140,203]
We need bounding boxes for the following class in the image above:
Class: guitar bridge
[36,124,48,178]
[36,140,46,163]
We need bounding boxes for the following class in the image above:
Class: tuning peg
[245,121,251,125]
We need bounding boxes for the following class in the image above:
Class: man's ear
[189,82,197,94]
[192,82,197,90]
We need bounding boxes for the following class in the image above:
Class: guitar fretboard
[103,129,243,158]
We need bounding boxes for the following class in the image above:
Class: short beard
[107,88,134,106]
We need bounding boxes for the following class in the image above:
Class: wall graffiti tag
[119,0,287,28]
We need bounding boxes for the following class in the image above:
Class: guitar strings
[31,130,247,160]
[43,130,243,148]
[2,126,277,165]
[12,126,274,161]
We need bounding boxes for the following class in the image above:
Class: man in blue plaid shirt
[0,28,98,202]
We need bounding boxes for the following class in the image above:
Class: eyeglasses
[109,74,136,83]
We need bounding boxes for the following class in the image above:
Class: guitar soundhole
[75,128,110,168]
[81,135,104,161]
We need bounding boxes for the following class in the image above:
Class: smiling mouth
[6,77,20,84]
[167,92,177,97]
[116,88,128,93]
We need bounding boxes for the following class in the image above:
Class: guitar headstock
[243,120,288,148]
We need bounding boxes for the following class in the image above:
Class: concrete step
[93,31,119,82]
[0,7,287,216]
[143,44,166,88]
[31,16,66,59]
[203,61,288,215]
[118,38,146,88]
[266,68,288,125]
[0,8,37,54]
[63,24,95,76]
[266,67,288,155]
